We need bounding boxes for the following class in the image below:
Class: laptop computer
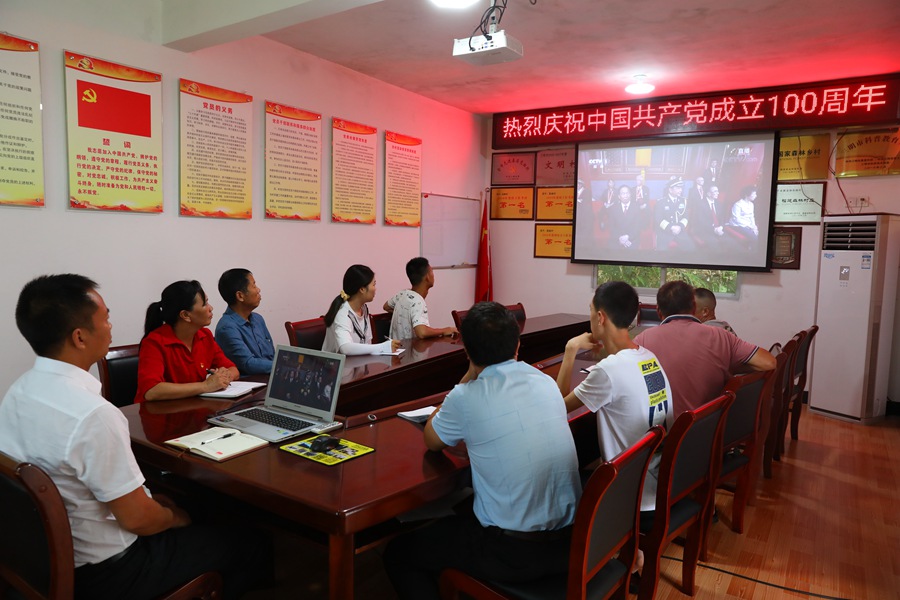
[208,345,346,442]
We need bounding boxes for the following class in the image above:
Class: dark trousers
[74,524,272,600]
[383,514,571,600]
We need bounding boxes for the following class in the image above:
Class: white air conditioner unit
[809,214,900,422]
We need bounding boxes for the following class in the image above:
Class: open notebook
[208,345,345,442]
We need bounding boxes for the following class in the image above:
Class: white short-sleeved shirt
[322,302,390,355]
[574,347,673,511]
[386,290,429,340]
[431,360,581,531]
[0,357,145,566]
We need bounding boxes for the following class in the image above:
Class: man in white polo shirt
[384,256,458,339]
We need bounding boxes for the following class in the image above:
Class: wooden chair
[785,325,819,444]
[764,337,799,476]
[718,369,775,533]
[0,451,222,600]
[636,303,660,327]
[96,344,141,407]
[284,317,326,350]
[439,427,666,600]
[638,392,734,600]
[452,304,525,330]
[369,312,392,342]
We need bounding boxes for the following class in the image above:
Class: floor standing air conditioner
[809,214,900,422]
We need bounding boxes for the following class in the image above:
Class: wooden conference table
[123,313,593,600]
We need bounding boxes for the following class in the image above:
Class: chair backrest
[722,369,775,450]
[504,303,526,324]
[567,426,665,599]
[0,451,74,600]
[450,309,468,330]
[284,317,326,350]
[779,333,803,404]
[658,392,734,518]
[637,303,660,326]
[792,325,818,386]
[369,312,392,342]
[96,344,141,408]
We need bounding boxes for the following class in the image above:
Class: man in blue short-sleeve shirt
[215,268,275,375]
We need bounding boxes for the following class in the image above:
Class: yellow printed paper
[265,102,322,220]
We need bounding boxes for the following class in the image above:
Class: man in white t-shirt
[384,257,458,340]
[0,274,269,600]
[556,281,673,514]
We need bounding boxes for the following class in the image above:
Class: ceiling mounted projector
[452,30,523,66]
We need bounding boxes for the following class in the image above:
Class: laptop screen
[265,345,345,421]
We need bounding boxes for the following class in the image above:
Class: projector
[452,30,523,66]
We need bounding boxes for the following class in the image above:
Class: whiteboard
[420,193,480,268]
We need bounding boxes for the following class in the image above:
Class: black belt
[498,525,572,542]
[76,540,139,572]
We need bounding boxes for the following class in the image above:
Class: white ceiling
[256,0,900,115]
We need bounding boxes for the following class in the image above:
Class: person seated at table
[694,287,736,334]
[383,302,581,600]
[136,280,239,403]
[322,264,401,355]
[555,281,673,559]
[0,274,270,600]
[635,280,775,415]
[383,257,458,340]
[214,268,275,375]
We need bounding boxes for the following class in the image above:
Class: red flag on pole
[475,198,493,303]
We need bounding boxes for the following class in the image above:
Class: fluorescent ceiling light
[431,0,481,8]
[625,74,655,95]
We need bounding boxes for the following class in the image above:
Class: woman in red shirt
[135,280,239,403]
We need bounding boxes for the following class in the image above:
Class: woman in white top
[322,264,402,355]
[727,185,759,241]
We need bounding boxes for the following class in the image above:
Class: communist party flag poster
[64,51,162,212]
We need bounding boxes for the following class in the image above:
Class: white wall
[0,4,485,393]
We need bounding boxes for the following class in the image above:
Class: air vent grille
[822,221,877,251]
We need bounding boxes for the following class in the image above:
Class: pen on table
[200,432,236,445]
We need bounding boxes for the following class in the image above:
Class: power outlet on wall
[848,196,871,208]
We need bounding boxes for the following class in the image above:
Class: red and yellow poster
[0,33,43,208]
[777,134,830,181]
[332,118,377,224]
[179,79,253,219]
[490,187,534,220]
[534,223,573,258]
[384,131,422,226]
[835,130,900,178]
[65,51,162,212]
[535,187,574,221]
[264,101,322,220]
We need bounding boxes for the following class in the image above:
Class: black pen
[201,432,236,445]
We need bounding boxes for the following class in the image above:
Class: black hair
[694,287,717,309]
[459,302,519,367]
[143,280,206,338]
[218,268,251,306]
[591,281,638,329]
[740,185,757,200]
[15,274,100,357]
[656,280,695,319]
[324,265,375,327]
[406,257,430,286]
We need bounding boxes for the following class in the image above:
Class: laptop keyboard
[240,408,313,431]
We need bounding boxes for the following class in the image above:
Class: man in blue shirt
[383,302,582,600]
[214,269,275,375]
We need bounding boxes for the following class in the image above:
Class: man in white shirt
[384,257,458,339]
[0,274,269,600]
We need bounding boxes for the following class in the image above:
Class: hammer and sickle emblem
[81,88,97,103]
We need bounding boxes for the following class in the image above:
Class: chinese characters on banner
[835,130,900,177]
[180,79,252,219]
[777,134,830,181]
[0,33,43,208]
[535,148,575,186]
[534,224,573,259]
[264,102,322,220]
[65,51,161,212]
[332,118,377,223]
[384,131,422,227]
[493,76,900,149]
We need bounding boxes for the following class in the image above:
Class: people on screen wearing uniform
[0,274,269,600]
[383,302,581,600]
[214,268,275,375]
[383,257,458,340]
[135,280,238,403]
[635,281,775,415]
[322,264,401,355]
[694,287,736,334]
